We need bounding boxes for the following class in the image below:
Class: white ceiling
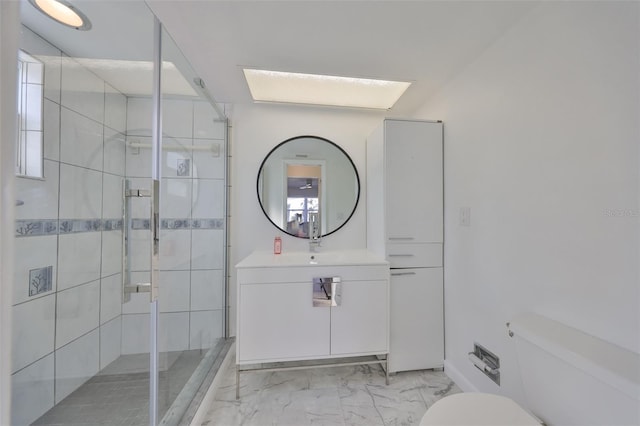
[20,0,538,115]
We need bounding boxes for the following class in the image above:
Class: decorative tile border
[16,217,224,236]
[16,219,123,237]
[133,218,224,230]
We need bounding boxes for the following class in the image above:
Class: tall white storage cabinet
[366,119,444,373]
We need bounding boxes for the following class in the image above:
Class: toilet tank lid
[508,312,640,401]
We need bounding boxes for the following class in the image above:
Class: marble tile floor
[199,355,461,426]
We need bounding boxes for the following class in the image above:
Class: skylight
[243,69,411,110]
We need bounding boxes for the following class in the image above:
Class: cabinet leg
[236,367,240,400]
[386,360,390,385]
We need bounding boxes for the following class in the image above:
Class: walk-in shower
[11,2,229,425]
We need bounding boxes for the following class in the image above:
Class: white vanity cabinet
[236,250,389,365]
[367,119,444,373]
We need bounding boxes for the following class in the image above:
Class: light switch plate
[460,207,471,226]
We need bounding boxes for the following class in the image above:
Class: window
[16,50,44,178]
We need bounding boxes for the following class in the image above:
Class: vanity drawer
[386,243,442,268]
[237,265,390,284]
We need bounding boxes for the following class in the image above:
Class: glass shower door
[12,2,158,425]
[152,26,228,425]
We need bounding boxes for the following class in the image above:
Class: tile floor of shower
[33,349,211,426]
[198,351,461,426]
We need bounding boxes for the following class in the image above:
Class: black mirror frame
[256,135,360,239]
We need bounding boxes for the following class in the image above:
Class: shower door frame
[149,16,162,425]
[148,17,229,425]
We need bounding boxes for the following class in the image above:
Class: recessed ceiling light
[243,69,411,110]
[28,0,92,30]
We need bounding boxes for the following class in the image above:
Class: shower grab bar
[127,140,221,156]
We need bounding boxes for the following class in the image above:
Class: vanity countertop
[236,249,388,269]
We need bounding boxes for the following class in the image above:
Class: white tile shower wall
[190,310,223,350]
[102,173,124,219]
[12,25,128,421]
[159,312,190,352]
[101,230,122,277]
[104,83,127,133]
[158,270,191,313]
[60,107,104,171]
[100,317,122,370]
[57,232,102,291]
[126,97,153,137]
[121,313,149,354]
[159,229,192,270]
[100,274,122,325]
[120,98,226,355]
[125,135,153,177]
[192,179,224,218]
[190,269,224,311]
[103,129,126,176]
[55,329,100,403]
[55,280,100,349]
[192,140,225,179]
[162,137,192,178]
[191,230,224,270]
[59,163,103,219]
[11,294,55,372]
[10,354,55,426]
[162,178,193,217]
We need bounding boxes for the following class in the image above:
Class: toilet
[420,312,640,426]
[420,392,540,425]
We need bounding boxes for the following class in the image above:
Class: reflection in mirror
[257,136,359,238]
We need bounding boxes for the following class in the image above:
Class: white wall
[230,104,386,334]
[413,0,639,415]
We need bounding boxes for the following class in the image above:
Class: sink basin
[236,249,388,268]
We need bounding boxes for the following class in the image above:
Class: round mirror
[257,135,360,238]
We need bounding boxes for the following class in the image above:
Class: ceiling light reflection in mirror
[33,56,197,97]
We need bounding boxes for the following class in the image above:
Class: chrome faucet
[308,212,321,252]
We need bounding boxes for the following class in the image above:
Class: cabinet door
[238,282,330,362]
[389,267,443,372]
[331,280,388,355]
[385,120,443,243]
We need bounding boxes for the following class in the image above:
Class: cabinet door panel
[331,280,388,355]
[238,282,329,362]
[385,120,443,243]
[389,268,443,372]
[387,242,442,268]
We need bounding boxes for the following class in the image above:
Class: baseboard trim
[444,359,478,392]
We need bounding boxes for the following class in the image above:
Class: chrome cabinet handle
[389,254,415,257]
[388,237,414,241]
[312,277,342,307]
[391,272,417,276]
